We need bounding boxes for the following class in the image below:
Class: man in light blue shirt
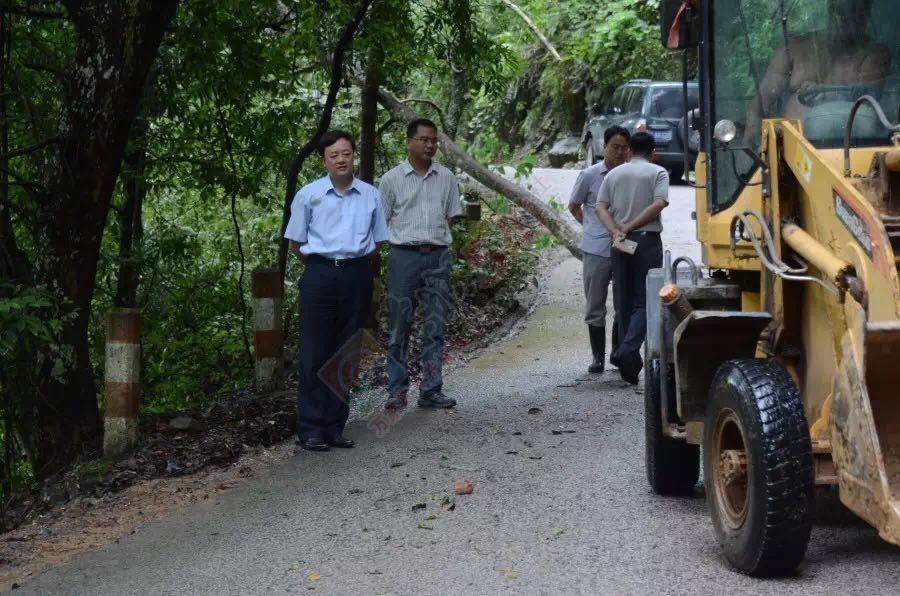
[284,130,389,451]
[567,126,630,374]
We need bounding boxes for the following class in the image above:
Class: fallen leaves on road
[454,480,474,495]
[417,519,434,530]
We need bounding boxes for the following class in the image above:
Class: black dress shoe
[384,394,407,410]
[325,435,355,448]
[618,351,643,385]
[417,390,457,408]
[297,437,329,451]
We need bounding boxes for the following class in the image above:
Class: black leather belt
[627,231,660,236]
[392,243,447,253]
[306,254,370,267]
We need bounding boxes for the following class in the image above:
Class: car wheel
[704,358,813,577]
[585,138,596,168]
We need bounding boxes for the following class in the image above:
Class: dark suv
[583,79,699,181]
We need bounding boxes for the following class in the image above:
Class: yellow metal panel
[693,152,763,271]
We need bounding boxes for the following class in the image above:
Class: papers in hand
[613,238,638,255]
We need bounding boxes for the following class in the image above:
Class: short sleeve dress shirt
[597,157,669,233]
[568,161,612,257]
[379,160,462,246]
[284,175,389,258]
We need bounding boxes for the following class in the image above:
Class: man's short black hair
[629,132,655,156]
[317,130,355,156]
[604,125,630,145]
[407,118,438,138]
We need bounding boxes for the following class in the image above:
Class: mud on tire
[704,358,814,577]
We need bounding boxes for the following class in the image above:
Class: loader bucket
[831,314,900,546]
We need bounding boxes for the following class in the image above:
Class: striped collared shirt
[284,175,389,258]
[379,159,462,246]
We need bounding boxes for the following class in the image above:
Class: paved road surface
[16,169,900,595]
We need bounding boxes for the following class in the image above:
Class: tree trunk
[444,65,467,141]
[276,0,376,283]
[370,85,582,260]
[19,0,180,478]
[358,48,382,183]
[114,143,145,308]
[0,9,24,282]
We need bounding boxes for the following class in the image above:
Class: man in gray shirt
[567,125,630,374]
[596,132,669,385]
[379,118,462,410]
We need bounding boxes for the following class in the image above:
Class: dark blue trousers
[611,232,663,360]
[297,259,373,441]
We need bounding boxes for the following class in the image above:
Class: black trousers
[297,259,373,440]
[612,232,663,360]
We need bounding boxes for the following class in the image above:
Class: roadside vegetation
[0,0,678,525]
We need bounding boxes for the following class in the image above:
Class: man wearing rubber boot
[568,125,630,373]
[595,132,669,385]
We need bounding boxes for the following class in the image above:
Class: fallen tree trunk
[370,85,582,261]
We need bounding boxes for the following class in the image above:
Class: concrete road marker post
[104,308,141,457]
[252,268,283,391]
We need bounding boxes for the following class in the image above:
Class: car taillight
[635,119,647,132]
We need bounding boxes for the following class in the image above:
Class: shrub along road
[14,173,900,594]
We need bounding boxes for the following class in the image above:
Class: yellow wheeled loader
[647,0,900,576]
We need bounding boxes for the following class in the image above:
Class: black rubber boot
[588,325,606,373]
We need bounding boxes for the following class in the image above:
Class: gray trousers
[386,246,451,398]
[583,252,613,327]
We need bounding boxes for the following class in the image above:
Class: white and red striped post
[252,268,283,390]
[103,308,141,456]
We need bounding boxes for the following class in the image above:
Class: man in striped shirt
[379,118,462,410]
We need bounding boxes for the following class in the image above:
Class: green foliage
[464,131,513,163]
[461,0,682,148]
[0,284,66,499]
[531,233,559,250]
[546,197,565,214]
[0,0,673,486]
[0,284,63,358]
[513,154,537,179]
[450,209,539,303]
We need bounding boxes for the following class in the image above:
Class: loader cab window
[709,0,899,212]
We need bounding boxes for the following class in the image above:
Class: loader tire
[704,358,813,577]
[645,357,700,495]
